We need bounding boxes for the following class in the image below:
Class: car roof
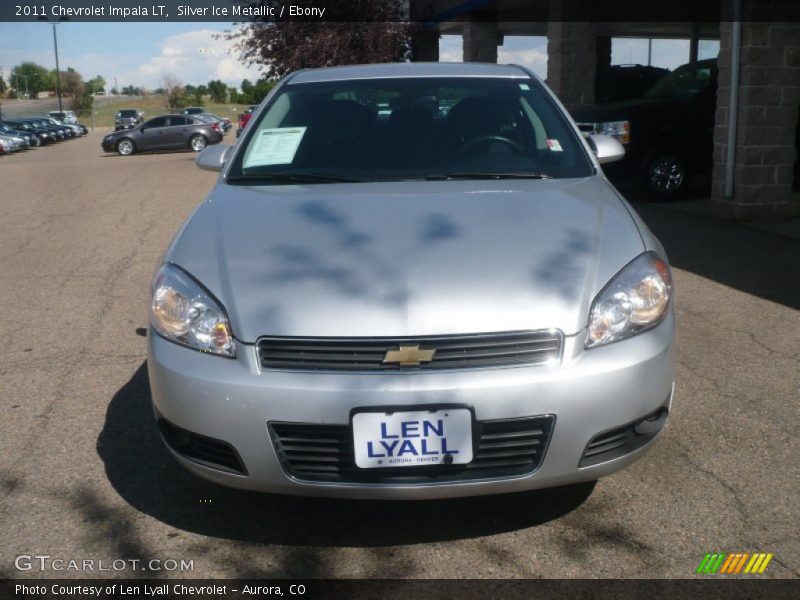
[288,62,532,84]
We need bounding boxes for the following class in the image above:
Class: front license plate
[352,409,473,468]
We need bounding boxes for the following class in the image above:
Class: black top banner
[2,0,799,23]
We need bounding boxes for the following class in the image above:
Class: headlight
[586,252,672,348]
[150,263,235,357]
[596,120,630,144]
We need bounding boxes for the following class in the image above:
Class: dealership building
[411,0,800,220]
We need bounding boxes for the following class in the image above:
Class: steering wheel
[456,135,524,156]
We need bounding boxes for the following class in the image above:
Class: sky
[0,22,263,90]
[0,22,720,92]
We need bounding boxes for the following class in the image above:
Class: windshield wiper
[423,172,551,181]
[229,172,365,184]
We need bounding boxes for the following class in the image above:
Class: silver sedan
[148,63,675,499]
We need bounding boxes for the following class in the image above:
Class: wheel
[642,153,688,199]
[190,134,208,152]
[117,138,135,156]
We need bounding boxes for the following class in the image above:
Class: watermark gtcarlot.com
[15,555,194,572]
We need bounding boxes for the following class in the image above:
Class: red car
[236,105,258,138]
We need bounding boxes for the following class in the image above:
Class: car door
[137,116,169,150]
[164,115,191,148]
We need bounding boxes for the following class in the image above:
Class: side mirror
[587,134,625,165]
[196,144,232,172]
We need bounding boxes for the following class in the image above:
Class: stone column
[546,21,596,111]
[711,18,800,219]
[462,22,501,63]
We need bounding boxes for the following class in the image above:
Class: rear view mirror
[587,134,625,165]
[196,144,232,172]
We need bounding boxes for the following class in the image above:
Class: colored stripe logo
[696,553,773,574]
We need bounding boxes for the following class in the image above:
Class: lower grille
[158,419,247,475]
[269,416,554,484]
[579,407,668,468]
[257,330,562,371]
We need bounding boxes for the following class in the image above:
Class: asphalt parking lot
[0,130,798,579]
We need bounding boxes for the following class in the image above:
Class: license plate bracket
[351,406,474,469]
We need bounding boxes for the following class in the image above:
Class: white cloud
[439,35,462,62]
[132,27,262,89]
[498,48,548,77]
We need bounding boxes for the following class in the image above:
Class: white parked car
[49,110,78,124]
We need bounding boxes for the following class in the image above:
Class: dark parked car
[194,113,231,134]
[3,120,53,144]
[18,118,67,141]
[201,112,232,133]
[115,109,144,131]
[573,59,717,199]
[0,122,41,147]
[28,117,74,139]
[101,114,224,155]
[595,64,670,103]
[183,107,205,115]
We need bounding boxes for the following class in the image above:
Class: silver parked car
[0,132,26,151]
[148,63,675,499]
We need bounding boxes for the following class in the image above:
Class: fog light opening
[633,408,668,436]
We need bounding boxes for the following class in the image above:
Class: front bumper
[148,313,675,499]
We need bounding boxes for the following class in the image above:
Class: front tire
[117,138,135,156]
[189,134,208,152]
[642,153,688,200]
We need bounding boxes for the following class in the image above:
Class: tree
[72,88,93,111]
[0,75,6,96]
[251,79,276,103]
[59,67,84,97]
[196,84,208,98]
[162,75,187,110]
[226,1,410,78]
[10,62,53,98]
[207,80,228,103]
[86,75,106,94]
[240,78,254,102]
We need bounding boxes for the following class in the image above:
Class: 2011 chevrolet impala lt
[148,63,675,499]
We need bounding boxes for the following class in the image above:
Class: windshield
[117,110,137,117]
[229,77,593,183]
[643,61,716,99]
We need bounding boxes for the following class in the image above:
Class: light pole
[17,74,39,100]
[39,16,68,113]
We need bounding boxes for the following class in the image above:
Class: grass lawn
[90,95,250,129]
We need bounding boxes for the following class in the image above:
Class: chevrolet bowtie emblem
[383,345,436,366]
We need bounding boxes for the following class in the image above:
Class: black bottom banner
[3,579,800,600]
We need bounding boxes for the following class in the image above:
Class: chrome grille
[269,416,555,483]
[257,330,562,371]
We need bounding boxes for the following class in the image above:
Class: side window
[170,116,189,126]
[144,117,167,129]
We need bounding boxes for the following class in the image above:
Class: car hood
[167,178,645,342]
[571,97,674,122]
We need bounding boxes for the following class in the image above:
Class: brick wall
[712,17,800,219]
[546,21,596,111]
[463,22,501,63]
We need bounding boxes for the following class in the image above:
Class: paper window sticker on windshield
[243,127,307,168]
[546,139,563,152]
[519,83,530,91]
